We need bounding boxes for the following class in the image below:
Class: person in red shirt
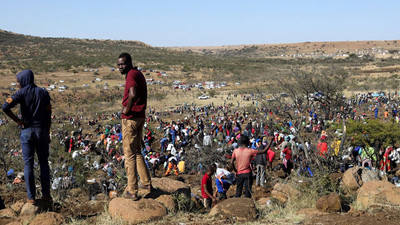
[230,135,274,198]
[266,148,276,172]
[317,136,328,157]
[201,164,217,209]
[119,53,152,201]
[282,145,293,175]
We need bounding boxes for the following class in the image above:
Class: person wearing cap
[254,139,267,187]
[2,69,52,204]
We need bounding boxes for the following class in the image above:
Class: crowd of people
[3,55,400,206]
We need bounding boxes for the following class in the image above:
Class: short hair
[207,163,216,172]
[237,135,250,147]
[118,53,132,66]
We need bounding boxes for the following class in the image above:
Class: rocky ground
[1,166,400,225]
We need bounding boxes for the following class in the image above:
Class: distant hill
[169,40,400,58]
[0,29,201,73]
[1,29,399,84]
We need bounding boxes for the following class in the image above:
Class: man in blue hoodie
[2,69,52,204]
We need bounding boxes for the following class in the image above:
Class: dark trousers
[235,172,253,198]
[21,127,51,200]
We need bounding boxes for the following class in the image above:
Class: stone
[342,167,363,193]
[30,212,64,225]
[155,195,176,213]
[361,169,379,184]
[73,200,105,217]
[356,180,400,208]
[0,208,17,218]
[10,201,25,214]
[316,193,342,213]
[271,183,299,203]
[20,203,39,216]
[209,198,256,222]
[342,167,379,194]
[108,197,167,224]
[151,178,191,197]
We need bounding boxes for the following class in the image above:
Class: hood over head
[16,69,34,88]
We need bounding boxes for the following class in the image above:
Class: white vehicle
[95,78,102,82]
[59,80,65,83]
[83,84,89,87]
[104,86,109,90]
[11,82,17,86]
[198,95,209,100]
[117,83,124,87]
[58,89,64,92]
[46,87,53,91]
[50,85,56,89]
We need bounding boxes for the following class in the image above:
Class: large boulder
[108,197,167,224]
[209,198,256,222]
[342,167,379,193]
[30,212,64,225]
[316,193,341,213]
[271,183,299,203]
[356,180,400,208]
[155,195,176,213]
[151,177,191,197]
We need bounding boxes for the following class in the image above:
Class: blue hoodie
[2,69,51,128]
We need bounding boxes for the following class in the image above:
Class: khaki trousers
[122,118,151,194]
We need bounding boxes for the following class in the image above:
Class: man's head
[16,69,34,88]
[237,135,250,147]
[118,53,133,74]
[207,163,217,175]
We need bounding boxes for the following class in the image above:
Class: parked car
[198,95,209,100]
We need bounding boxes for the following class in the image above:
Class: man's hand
[121,106,128,115]
[17,120,25,128]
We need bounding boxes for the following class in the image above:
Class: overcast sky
[1,0,399,47]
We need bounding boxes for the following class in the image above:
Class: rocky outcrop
[108,197,167,224]
[316,193,341,212]
[209,198,256,222]
[356,180,400,208]
[342,167,379,193]
[156,195,176,213]
[151,178,191,197]
[271,183,299,203]
[30,212,64,225]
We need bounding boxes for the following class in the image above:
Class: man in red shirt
[201,164,217,209]
[230,135,274,198]
[119,53,151,201]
